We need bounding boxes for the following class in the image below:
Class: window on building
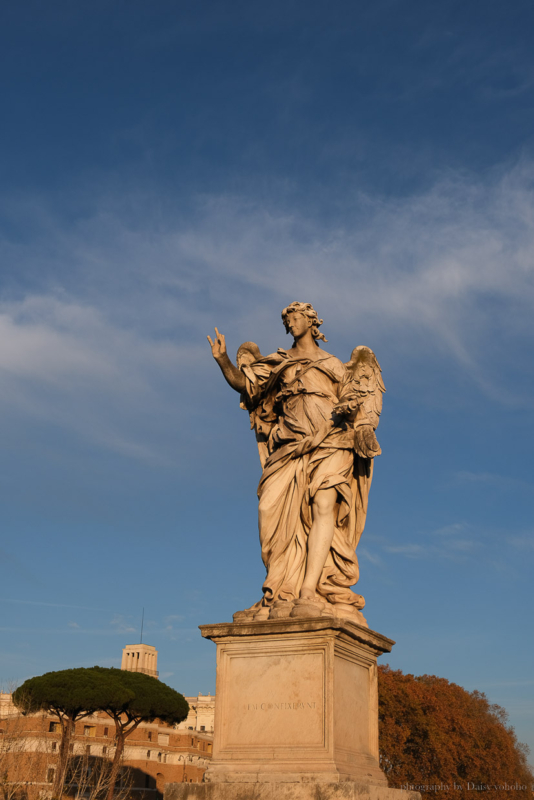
[49,721,60,733]
[147,750,151,759]
[103,745,107,755]
[46,767,55,783]
[188,726,193,730]
[86,745,91,756]
[191,738,194,746]
[157,752,162,762]
[51,741,57,752]
[148,730,152,741]
[103,726,109,737]
[200,725,205,731]
[84,725,96,737]
[158,733,169,745]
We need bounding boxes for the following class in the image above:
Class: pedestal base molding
[165,782,421,800]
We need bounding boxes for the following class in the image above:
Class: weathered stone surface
[165,782,421,800]
[207,302,385,624]
[199,617,393,787]
[200,617,394,654]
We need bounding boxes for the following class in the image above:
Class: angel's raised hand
[207,327,227,360]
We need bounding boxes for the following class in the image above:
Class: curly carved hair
[281,301,328,344]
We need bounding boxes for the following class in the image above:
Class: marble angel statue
[207,301,385,627]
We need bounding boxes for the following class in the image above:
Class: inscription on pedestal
[221,649,325,749]
[243,701,317,711]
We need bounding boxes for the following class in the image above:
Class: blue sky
[1,0,533,765]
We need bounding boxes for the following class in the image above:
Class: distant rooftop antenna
[140,607,144,644]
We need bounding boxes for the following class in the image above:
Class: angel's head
[281,301,328,344]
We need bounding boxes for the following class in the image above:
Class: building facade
[1,693,212,795]
[176,694,215,735]
[0,644,214,798]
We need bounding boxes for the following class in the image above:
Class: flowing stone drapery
[239,349,375,620]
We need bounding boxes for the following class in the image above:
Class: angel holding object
[207,301,385,627]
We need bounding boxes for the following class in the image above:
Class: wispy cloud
[109,615,137,635]
[358,547,385,567]
[0,295,205,462]
[164,614,186,630]
[382,543,425,557]
[480,680,534,688]
[507,534,534,551]
[0,598,103,612]
[1,160,533,461]
[380,521,482,562]
[0,627,139,636]
[431,522,473,537]
[454,472,531,490]
[387,523,534,563]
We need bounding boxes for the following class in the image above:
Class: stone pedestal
[165,617,419,800]
[204,616,390,784]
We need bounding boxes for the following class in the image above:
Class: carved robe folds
[237,348,383,624]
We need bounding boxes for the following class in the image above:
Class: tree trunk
[106,729,125,800]
[52,715,74,798]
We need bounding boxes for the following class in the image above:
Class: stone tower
[120,643,159,678]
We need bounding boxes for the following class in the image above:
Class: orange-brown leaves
[378,665,533,800]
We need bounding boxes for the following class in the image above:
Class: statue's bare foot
[252,606,270,620]
[269,599,295,619]
[290,593,326,619]
[233,600,264,623]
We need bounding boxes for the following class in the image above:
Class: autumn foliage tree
[378,665,533,800]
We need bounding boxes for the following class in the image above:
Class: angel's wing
[344,346,385,428]
[237,341,263,370]
[344,346,385,459]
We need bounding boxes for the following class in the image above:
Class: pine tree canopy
[12,666,189,725]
